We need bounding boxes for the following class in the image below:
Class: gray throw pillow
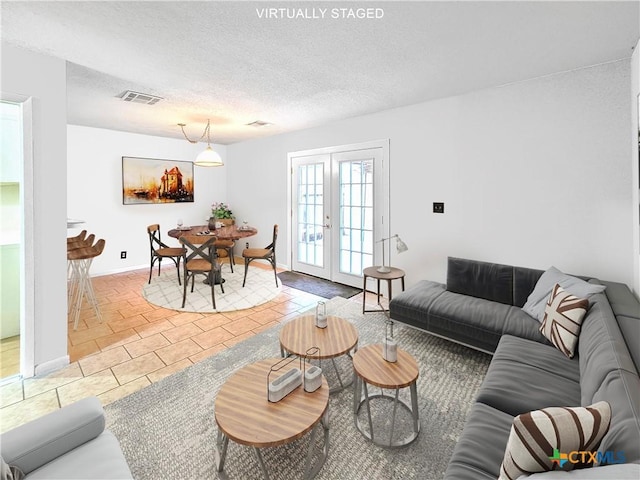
[522,266,606,322]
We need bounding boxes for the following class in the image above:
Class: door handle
[323,224,331,228]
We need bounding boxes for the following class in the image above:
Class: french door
[290,141,388,288]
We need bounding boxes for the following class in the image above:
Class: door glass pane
[338,159,374,276]
[297,163,324,267]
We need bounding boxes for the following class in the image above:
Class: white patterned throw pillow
[539,283,589,358]
[499,401,611,480]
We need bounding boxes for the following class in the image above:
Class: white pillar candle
[315,314,327,328]
[382,337,397,363]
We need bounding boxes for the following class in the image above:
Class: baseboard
[92,264,148,277]
[34,355,70,377]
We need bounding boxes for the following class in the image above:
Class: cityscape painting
[122,156,194,205]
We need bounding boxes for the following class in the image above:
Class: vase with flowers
[209,202,235,229]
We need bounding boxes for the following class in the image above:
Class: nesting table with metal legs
[352,344,420,447]
[214,358,330,479]
[279,314,358,393]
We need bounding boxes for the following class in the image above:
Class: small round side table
[362,266,406,313]
[352,344,420,448]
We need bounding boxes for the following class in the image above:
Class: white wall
[632,39,640,295]
[67,125,228,275]
[1,43,68,372]
[228,60,636,289]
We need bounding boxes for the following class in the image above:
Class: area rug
[278,271,361,299]
[105,297,491,480]
[142,265,280,313]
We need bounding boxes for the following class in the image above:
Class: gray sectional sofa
[389,257,640,479]
[0,396,132,479]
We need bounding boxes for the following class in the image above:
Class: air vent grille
[119,90,163,105]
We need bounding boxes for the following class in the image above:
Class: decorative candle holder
[303,347,322,393]
[315,301,327,328]
[382,319,397,363]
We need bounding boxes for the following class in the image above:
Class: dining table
[167,224,258,286]
[167,224,258,242]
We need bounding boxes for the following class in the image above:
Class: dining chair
[242,224,278,288]
[214,239,236,273]
[147,224,185,285]
[67,238,106,330]
[180,235,224,309]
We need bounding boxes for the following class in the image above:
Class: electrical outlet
[433,202,445,214]
[120,251,127,259]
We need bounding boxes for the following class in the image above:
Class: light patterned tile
[134,319,175,338]
[95,328,141,351]
[57,370,119,407]
[78,346,132,376]
[223,317,263,336]
[0,390,60,433]
[247,309,283,325]
[191,327,235,350]
[68,324,114,346]
[223,332,255,348]
[111,353,165,385]
[23,362,84,399]
[0,380,24,408]
[68,340,100,363]
[270,300,308,315]
[155,339,202,365]
[107,314,149,333]
[147,358,192,383]
[194,315,232,331]
[169,312,205,327]
[98,376,151,406]
[124,333,171,358]
[189,344,227,364]
[161,323,203,344]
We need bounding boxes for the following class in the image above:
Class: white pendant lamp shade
[194,146,223,167]
[179,119,224,167]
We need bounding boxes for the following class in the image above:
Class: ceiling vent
[246,120,272,127]
[118,90,163,105]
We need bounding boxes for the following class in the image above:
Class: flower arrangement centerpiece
[209,202,235,228]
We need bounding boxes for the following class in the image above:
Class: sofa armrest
[0,397,105,474]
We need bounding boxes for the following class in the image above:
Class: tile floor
[0,262,386,434]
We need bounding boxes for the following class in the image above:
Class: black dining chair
[242,224,278,288]
[147,224,185,285]
[180,234,224,309]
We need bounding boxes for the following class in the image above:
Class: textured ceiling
[2,1,639,144]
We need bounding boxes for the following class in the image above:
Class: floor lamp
[376,234,408,273]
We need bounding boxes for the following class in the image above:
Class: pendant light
[178,119,223,167]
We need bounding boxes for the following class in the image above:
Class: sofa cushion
[591,369,640,464]
[539,284,589,358]
[501,308,550,345]
[26,431,132,480]
[0,397,105,474]
[426,290,512,353]
[446,257,513,305]
[476,337,581,416]
[578,293,637,406]
[513,266,544,308]
[444,402,514,480]
[522,267,606,322]
[388,280,446,332]
[498,401,611,480]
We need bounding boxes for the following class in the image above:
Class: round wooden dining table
[167,224,258,241]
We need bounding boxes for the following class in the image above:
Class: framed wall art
[122,156,194,205]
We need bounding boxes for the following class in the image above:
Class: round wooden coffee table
[352,344,420,447]
[279,315,358,393]
[214,358,329,479]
